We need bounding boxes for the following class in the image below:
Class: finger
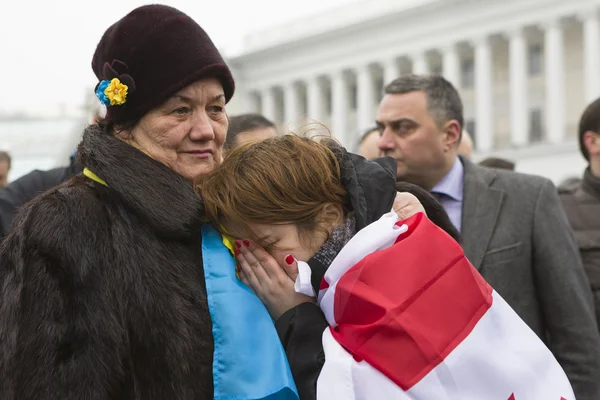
[241,239,285,281]
[392,192,412,211]
[282,254,299,281]
[236,243,266,292]
[238,240,273,283]
[237,268,254,292]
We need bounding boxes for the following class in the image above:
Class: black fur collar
[77,124,203,237]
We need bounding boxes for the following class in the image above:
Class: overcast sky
[0,0,355,115]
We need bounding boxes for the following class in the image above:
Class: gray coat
[460,157,600,400]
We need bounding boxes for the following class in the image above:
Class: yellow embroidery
[83,168,107,186]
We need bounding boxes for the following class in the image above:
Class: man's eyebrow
[377,118,415,125]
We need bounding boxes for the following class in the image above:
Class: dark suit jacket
[460,156,600,399]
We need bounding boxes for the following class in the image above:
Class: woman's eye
[262,241,277,252]
[209,105,224,113]
[172,107,190,115]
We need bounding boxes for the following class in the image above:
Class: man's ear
[584,131,600,157]
[442,120,461,150]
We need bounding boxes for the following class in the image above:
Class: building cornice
[230,0,594,89]
[228,0,460,60]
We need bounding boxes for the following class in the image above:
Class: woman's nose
[189,112,215,141]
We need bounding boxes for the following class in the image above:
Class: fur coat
[0,125,214,399]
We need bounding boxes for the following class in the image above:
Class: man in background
[559,96,600,330]
[376,74,600,399]
[0,150,81,238]
[225,114,277,151]
[479,157,516,170]
[457,129,473,160]
[357,127,380,160]
[0,151,11,188]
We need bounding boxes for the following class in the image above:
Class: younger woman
[198,135,574,400]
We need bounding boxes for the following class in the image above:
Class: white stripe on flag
[316,292,575,400]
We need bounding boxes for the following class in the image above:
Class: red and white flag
[296,211,575,400]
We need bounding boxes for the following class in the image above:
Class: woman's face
[121,78,228,180]
[245,223,330,266]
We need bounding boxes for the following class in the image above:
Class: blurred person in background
[225,113,277,151]
[559,97,600,330]
[0,149,82,238]
[357,127,380,160]
[560,176,582,187]
[376,74,600,400]
[479,156,516,170]
[457,129,473,160]
[0,151,11,188]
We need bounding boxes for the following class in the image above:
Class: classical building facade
[227,0,600,184]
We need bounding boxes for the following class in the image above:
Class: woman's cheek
[270,250,287,267]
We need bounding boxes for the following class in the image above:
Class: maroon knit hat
[92,4,235,125]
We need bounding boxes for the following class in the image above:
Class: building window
[529,108,543,142]
[461,59,474,88]
[528,44,542,76]
[465,120,476,146]
[431,64,442,75]
[350,83,358,110]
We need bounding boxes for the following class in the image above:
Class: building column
[357,64,376,131]
[246,91,261,114]
[544,19,566,144]
[474,36,494,152]
[442,44,460,88]
[508,27,529,147]
[306,76,324,123]
[412,52,428,75]
[283,82,299,124]
[261,87,277,123]
[331,70,350,147]
[581,10,600,103]
[383,58,401,86]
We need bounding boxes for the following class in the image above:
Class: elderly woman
[0,5,298,400]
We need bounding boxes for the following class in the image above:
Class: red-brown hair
[196,135,348,246]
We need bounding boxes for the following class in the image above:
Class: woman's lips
[185,150,213,159]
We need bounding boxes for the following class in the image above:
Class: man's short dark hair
[0,151,11,168]
[384,75,464,139]
[478,157,515,171]
[578,97,600,161]
[226,113,275,150]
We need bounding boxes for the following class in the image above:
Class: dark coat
[459,157,600,400]
[0,125,214,399]
[276,152,397,400]
[559,168,600,330]
[0,160,82,238]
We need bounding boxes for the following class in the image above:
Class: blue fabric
[201,224,299,400]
